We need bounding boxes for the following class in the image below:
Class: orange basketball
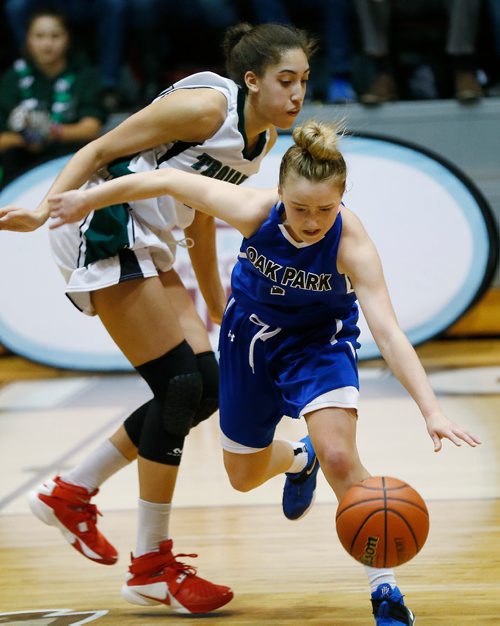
[335,476,429,568]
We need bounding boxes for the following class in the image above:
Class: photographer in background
[0,8,106,190]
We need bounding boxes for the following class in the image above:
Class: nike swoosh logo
[305,456,318,476]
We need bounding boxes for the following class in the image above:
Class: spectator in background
[0,8,106,189]
[486,0,500,95]
[250,0,357,103]
[4,0,127,110]
[354,0,484,104]
[127,0,240,106]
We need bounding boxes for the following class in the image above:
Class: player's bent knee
[135,341,204,465]
[223,451,262,492]
[162,370,203,436]
[138,398,187,466]
[192,397,219,428]
[192,351,219,428]
[123,402,148,446]
[226,470,257,493]
[320,446,355,481]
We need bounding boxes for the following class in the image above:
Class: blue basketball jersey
[219,202,361,450]
[231,201,359,331]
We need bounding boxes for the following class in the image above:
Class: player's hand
[206,293,226,326]
[0,205,46,231]
[425,412,481,452]
[48,190,91,228]
[207,305,223,326]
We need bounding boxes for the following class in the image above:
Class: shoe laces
[130,548,199,578]
[70,501,102,530]
[167,552,198,577]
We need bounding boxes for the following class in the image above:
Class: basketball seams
[382,476,388,566]
[349,485,410,492]
[347,509,382,555]
[388,509,421,553]
[336,498,429,520]
[335,475,430,567]
[344,508,423,566]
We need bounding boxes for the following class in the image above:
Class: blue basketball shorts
[218,299,360,452]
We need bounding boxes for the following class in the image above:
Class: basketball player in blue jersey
[0,23,315,614]
[47,119,481,625]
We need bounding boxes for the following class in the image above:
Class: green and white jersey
[102,72,271,233]
[49,72,272,315]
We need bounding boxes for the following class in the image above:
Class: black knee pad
[123,402,148,447]
[192,351,220,428]
[134,341,203,465]
[138,398,186,466]
[163,369,203,436]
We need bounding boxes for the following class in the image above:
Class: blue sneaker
[326,77,357,104]
[371,584,416,625]
[282,436,320,520]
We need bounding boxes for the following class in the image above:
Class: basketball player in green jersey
[0,22,314,614]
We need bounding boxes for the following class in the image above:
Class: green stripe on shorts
[84,156,136,266]
[84,203,131,266]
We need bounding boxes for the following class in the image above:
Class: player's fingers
[0,214,16,228]
[49,217,64,230]
[48,193,65,203]
[444,431,463,447]
[432,434,442,452]
[48,199,64,211]
[454,429,481,447]
[0,207,14,218]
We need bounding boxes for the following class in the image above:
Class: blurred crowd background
[0,1,498,357]
[0,0,499,115]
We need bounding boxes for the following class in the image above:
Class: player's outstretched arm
[0,88,227,233]
[0,205,46,231]
[185,211,226,325]
[339,209,482,452]
[49,168,275,236]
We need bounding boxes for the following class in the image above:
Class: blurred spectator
[0,8,106,189]
[5,1,242,110]
[486,0,500,95]
[354,0,484,104]
[126,0,240,106]
[4,0,127,110]
[249,0,357,103]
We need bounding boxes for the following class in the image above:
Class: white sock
[364,565,397,593]
[61,439,130,492]
[285,440,309,474]
[135,499,172,557]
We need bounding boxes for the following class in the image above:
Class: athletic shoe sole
[121,583,187,612]
[121,582,233,614]
[28,490,117,565]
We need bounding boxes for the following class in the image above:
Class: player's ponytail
[222,22,253,61]
[279,120,347,192]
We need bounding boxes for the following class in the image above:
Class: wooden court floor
[0,339,499,625]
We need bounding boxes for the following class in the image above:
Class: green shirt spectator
[0,8,106,189]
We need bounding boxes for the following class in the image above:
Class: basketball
[335,476,429,568]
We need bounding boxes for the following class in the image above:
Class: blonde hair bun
[279,118,347,191]
[292,120,342,161]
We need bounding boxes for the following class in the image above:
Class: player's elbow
[195,104,226,140]
[77,138,107,170]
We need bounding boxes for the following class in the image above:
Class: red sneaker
[28,476,118,565]
[121,540,233,614]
